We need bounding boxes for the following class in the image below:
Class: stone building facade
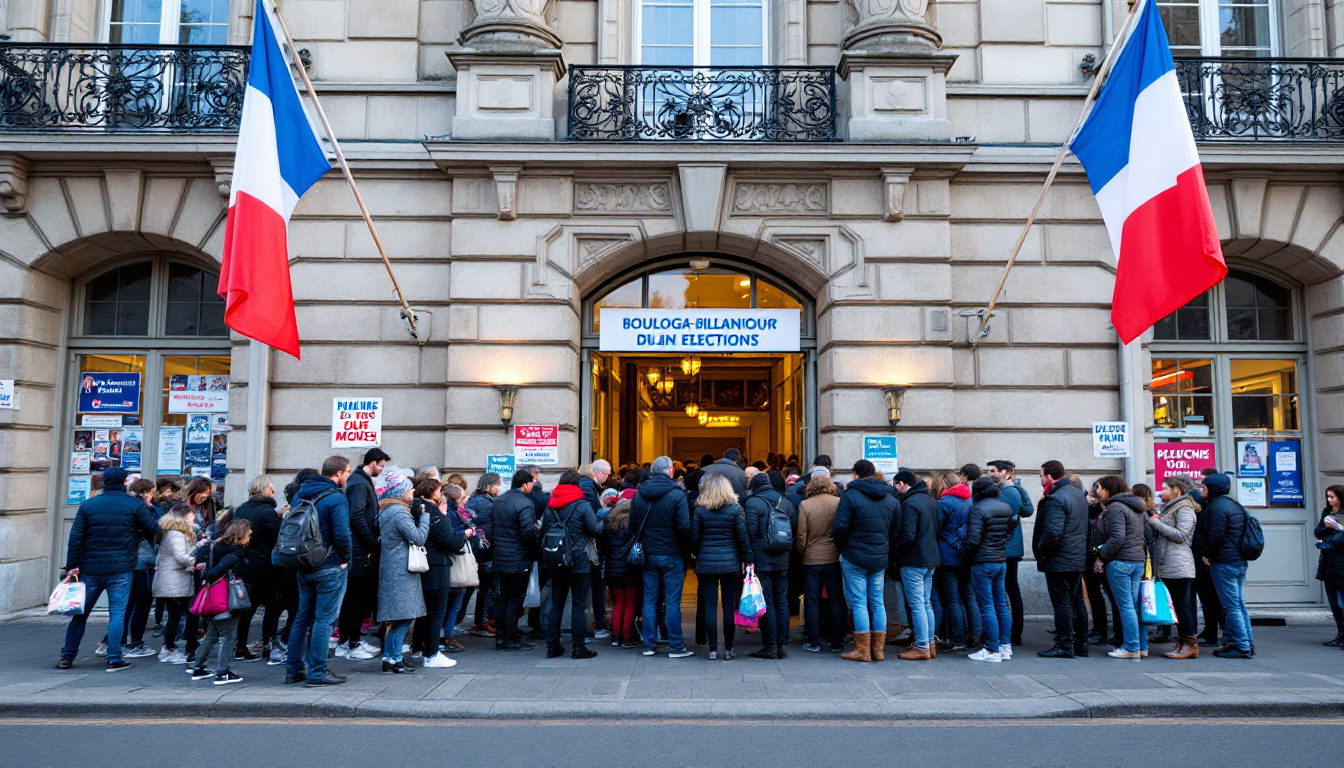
[1,0,1342,615]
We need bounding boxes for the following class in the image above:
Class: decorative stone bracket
[492,166,521,220]
[207,156,233,199]
[882,166,913,222]
[0,154,31,213]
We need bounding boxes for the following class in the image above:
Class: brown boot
[897,645,932,661]
[1165,636,1199,659]
[929,638,937,658]
[871,632,886,661]
[842,632,872,662]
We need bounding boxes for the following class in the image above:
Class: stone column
[447,0,565,140]
[838,0,956,141]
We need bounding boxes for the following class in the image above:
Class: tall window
[82,260,226,338]
[106,0,231,45]
[1154,270,1292,342]
[638,0,768,65]
[1158,0,1277,57]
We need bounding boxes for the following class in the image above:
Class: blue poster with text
[77,372,141,414]
[1269,440,1303,505]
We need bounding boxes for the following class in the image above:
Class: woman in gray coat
[376,476,432,674]
[1149,475,1199,658]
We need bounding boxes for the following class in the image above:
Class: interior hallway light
[680,356,701,376]
[697,410,710,426]
[495,385,519,431]
[657,375,675,397]
[646,369,661,386]
[883,386,908,431]
[685,401,700,418]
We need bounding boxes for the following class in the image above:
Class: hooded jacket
[420,497,467,593]
[540,484,604,574]
[693,501,751,575]
[964,486,1015,565]
[1032,477,1089,573]
[488,487,539,574]
[999,480,1035,559]
[894,481,941,569]
[1199,473,1248,566]
[630,472,692,559]
[233,495,281,574]
[832,477,898,572]
[701,458,749,499]
[602,502,638,586]
[936,484,972,567]
[64,481,162,576]
[744,472,796,572]
[1097,493,1149,563]
[153,516,197,598]
[291,475,353,568]
[1149,495,1197,579]
[344,467,380,578]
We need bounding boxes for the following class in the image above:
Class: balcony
[1175,57,1344,142]
[0,43,248,133]
[567,65,837,142]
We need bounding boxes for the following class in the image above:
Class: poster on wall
[186,414,211,444]
[157,427,184,473]
[67,476,90,505]
[1154,442,1217,487]
[80,414,121,428]
[1269,440,1304,505]
[168,375,229,413]
[0,379,15,410]
[69,452,90,475]
[486,454,516,478]
[73,430,92,451]
[1092,422,1131,458]
[120,427,143,471]
[76,372,141,414]
[513,425,559,466]
[331,397,383,448]
[211,414,230,432]
[1237,477,1268,507]
[1237,440,1268,477]
[862,435,899,476]
[185,444,211,476]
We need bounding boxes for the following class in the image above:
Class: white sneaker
[422,653,457,669]
[968,648,1002,663]
[998,644,1012,659]
[95,642,108,656]
[124,644,156,658]
[333,645,350,659]
[267,648,286,666]
[356,640,381,655]
[593,629,612,639]
[402,644,412,654]
[167,650,189,665]
[348,645,380,661]
[158,647,172,662]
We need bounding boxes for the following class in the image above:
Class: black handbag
[626,504,649,568]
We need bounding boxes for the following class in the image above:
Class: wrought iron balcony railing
[0,43,248,133]
[1174,56,1344,141]
[567,65,837,142]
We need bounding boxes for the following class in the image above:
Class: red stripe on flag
[219,191,301,359]
[1111,165,1227,344]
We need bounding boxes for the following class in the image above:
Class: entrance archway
[580,254,818,469]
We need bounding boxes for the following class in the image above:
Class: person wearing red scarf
[539,472,605,659]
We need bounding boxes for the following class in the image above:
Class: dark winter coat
[195,539,247,584]
[539,488,604,575]
[936,484,972,567]
[744,473,795,572]
[64,481,162,576]
[964,489,1015,565]
[1315,506,1344,580]
[1097,493,1149,563]
[420,498,467,593]
[999,480,1035,559]
[602,503,637,586]
[233,496,281,574]
[832,477,898,572]
[465,493,493,560]
[1199,474,1248,566]
[894,482,941,570]
[693,502,751,575]
[291,475,353,568]
[344,467,380,577]
[487,487,538,574]
[580,477,607,519]
[1032,477,1088,573]
[630,472,692,559]
[701,458,749,498]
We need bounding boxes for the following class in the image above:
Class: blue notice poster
[1269,440,1304,505]
[77,372,141,414]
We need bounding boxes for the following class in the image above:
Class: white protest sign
[0,380,14,410]
[1092,421,1131,458]
[332,398,383,448]
[513,425,559,466]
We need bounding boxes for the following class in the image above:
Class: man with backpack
[337,448,388,661]
[283,455,354,686]
[539,471,604,659]
[1198,473,1258,659]
[745,470,796,659]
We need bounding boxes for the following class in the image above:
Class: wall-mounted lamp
[882,386,907,431]
[495,385,518,431]
[684,401,700,418]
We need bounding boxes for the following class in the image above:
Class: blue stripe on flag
[247,0,330,198]
[1070,0,1177,194]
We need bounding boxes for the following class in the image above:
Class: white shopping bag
[522,564,542,609]
[47,575,86,616]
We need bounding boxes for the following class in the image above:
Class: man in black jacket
[744,471,796,659]
[631,456,693,657]
[580,459,613,640]
[1190,467,1225,646]
[337,448,388,660]
[1199,473,1254,658]
[1032,460,1090,658]
[233,475,284,662]
[59,466,161,671]
[701,447,749,498]
[489,469,540,650]
[893,471,940,659]
[832,460,899,662]
[964,476,1015,661]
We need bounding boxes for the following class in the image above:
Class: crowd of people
[54,447,1343,687]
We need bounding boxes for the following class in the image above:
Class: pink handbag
[190,577,229,616]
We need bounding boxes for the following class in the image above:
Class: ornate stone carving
[732,183,828,215]
[0,154,30,213]
[577,236,634,266]
[574,182,672,213]
[207,156,233,199]
[882,167,912,222]
[844,0,941,52]
[776,238,826,268]
[459,0,562,51]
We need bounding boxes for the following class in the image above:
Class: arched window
[81,259,227,338]
[1154,269,1293,343]
[589,264,804,333]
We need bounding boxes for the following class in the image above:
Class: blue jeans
[840,557,885,634]
[61,571,132,664]
[1106,560,1148,653]
[1211,562,1253,652]
[642,555,687,652]
[287,565,348,681]
[446,590,466,636]
[970,562,1010,650]
[383,619,413,663]
[901,566,936,649]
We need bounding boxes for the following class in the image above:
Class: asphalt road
[1,718,1340,767]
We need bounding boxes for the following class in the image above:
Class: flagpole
[266,5,421,341]
[971,0,1145,341]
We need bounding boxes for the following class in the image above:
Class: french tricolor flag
[1071,0,1227,344]
[219,0,331,359]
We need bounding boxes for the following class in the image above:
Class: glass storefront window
[166,263,227,337]
[1226,271,1292,341]
[1152,358,1216,435]
[72,354,146,495]
[1153,290,1210,341]
[591,279,643,332]
[84,262,153,337]
[757,279,801,310]
[648,269,752,309]
[1231,359,1299,433]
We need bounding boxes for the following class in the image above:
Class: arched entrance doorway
[580,254,817,470]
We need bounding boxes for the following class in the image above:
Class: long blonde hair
[696,473,738,511]
[158,512,194,539]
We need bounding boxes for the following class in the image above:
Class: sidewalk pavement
[3,615,1344,721]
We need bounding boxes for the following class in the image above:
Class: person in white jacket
[153,507,197,664]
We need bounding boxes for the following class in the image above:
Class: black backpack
[275,489,337,571]
[762,496,794,554]
[1240,508,1265,561]
[542,503,577,570]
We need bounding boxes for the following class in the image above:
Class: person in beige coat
[796,472,844,653]
[1148,475,1199,659]
[153,509,197,664]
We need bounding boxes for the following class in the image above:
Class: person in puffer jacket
[831,460,898,663]
[188,520,251,685]
[692,473,752,660]
[1093,475,1150,660]
[963,477,1016,662]
[1198,472,1254,658]
[744,471,796,660]
[933,470,975,651]
[538,471,604,660]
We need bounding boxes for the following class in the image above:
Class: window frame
[71,254,231,349]
[1153,267,1302,348]
[633,0,772,66]
[1158,0,1280,58]
[101,0,232,46]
